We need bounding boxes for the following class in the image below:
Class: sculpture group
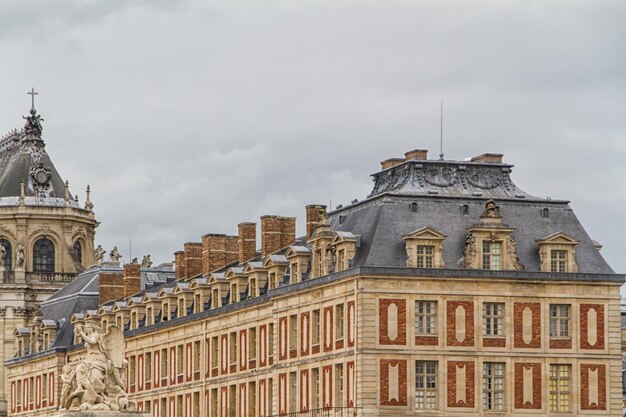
[59,322,134,412]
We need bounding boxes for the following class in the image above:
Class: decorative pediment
[189,278,208,289]
[331,231,357,246]
[173,282,190,294]
[157,288,175,299]
[536,232,579,246]
[141,292,158,304]
[243,261,265,274]
[285,245,311,258]
[225,267,246,280]
[403,227,447,241]
[70,313,85,323]
[96,305,113,316]
[263,254,288,268]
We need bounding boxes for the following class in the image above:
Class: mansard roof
[331,160,612,273]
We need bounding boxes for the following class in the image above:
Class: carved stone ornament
[15,244,25,270]
[94,245,105,266]
[480,199,501,219]
[109,246,122,262]
[23,107,44,137]
[507,236,525,270]
[141,255,152,268]
[59,322,135,412]
[457,234,477,269]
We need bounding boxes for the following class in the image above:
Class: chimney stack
[279,216,296,248]
[183,242,203,278]
[471,153,503,164]
[306,205,327,239]
[261,216,297,257]
[98,271,124,305]
[123,262,142,297]
[174,251,185,280]
[404,149,428,161]
[201,234,240,274]
[380,158,405,170]
[238,222,257,264]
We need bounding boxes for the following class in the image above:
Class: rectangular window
[549,304,570,337]
[289,371,297,412]
[16,380,21,406]
[144,400,151,413]
[210,388,218,417]
[160,397,167,417]
[312,309,321,345]
[29,377,34,403]
[249,328,257,360]
[229,385,236,417]
[337,249,345,271]
[248,381,257,417]
[483,362,505,411]
[416,245,434,268]
[212,289,219,308]
[312,368,320,409]
[145,352,152,383]
[268,323,274,358]
[335,364,344,407]
[146,308,153,326]
[129,356,136,387]
[176,345,184,377]
[415,301,437,335]
[415,361,437,409]
[177,298,185,317]
[269,272,276,290]
[249,278,257,298]
[289,315,298,351]
[42,373,48,401]
[335,304,344,340]
[211,336,219,369]
[194,293,202,313]
[290,262,299,283]
[230,284,237,303]
[268,378,274,416]
[482,241,502,270]
[176,395,183,417]
[162,304,169,321]
[549,364,571,412]
[229,332,237,365]
[193,392,200,417]
[551,250,568,272]
[483,303,504,336]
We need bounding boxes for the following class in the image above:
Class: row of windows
[414,361,573,412]
[0,237,83,272]
[12,373,52,412]
[416,301,575,338]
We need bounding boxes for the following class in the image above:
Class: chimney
[98,271,124,305]
[471,153,503,164]
[238,222,257,264]
[380,158,405,170]
[404,149,428,161]
[279,216,296,248]
[184,242,203,278]
[261,215,281,257]
[174,251,185,280]
[123,262,142,297]
[202,234,240,274]
[306,205,327,239]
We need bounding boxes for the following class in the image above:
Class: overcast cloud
[1,1,624,285]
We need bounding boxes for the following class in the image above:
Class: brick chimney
[471,153,503,164]
[174,251,185,280]
[405,149,428,160]
[306,205,327,239]
[201,234,240,274]
[261,216,281,257]
[380,158,405,170]
[99,271,124,305]
[279,216,296,248]
[238,222,257,264]
[123,262,142,297]
[184,242,203,278]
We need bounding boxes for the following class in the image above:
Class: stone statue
[94,245,105,266]
[457,234,477,269]
[324,246,336,275]
[15,244,25,269]
[0,245,5,268]
[59,322,133,412]
[141,255,152,268]
[131,258,138,265]
[318,211,329,226]
[109,246,122,262]
[480,199,501,219]
[507,235,525,270]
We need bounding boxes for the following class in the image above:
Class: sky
[0,1,625,281]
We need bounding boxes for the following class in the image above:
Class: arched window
[0,239,11,270]
[73,240,82,265]
[33,238,55,272]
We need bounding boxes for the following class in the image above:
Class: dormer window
[269,272,277,290]
[482,241,502,270]
[162,304,169,321]
[403,227,446,269]
[536,232,579,273]
[194,294,202,313]
[249,278,257,298]
[212,289,219,308]
[416,245,434,268]
[145,308,153,326]
[551,250,567,272]
[230,284,238,303]
[178,298,185,317]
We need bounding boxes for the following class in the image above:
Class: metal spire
[27,88,38,110]
[439,101,444,160]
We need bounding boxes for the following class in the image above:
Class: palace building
[5,149,624,416]
[0,102,98,416]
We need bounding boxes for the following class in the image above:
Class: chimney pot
[404,149,428,161]
[470,153,503,164]
[380,158,405,170]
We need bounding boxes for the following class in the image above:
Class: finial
[85,185,94,211]
[19,181,25,202]
[27,88,38,110]
[22,89,44,138]
[64,180,70,204]
[439,101,444,161]
[74,194,79,203]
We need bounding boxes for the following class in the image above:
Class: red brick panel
[580,304,605,350]
[300,369,310,412]
[279,317,288,360]
[347,361,355,407]
[378,299,407,345]
[446,301,474,347]
[581,364,606,410]
[483,337,506,348]
[205,338,210,377]
[259,379,267,417]
[549,338,572,349]
[514,363,541,409]
[323,307,334,352]
[239,383,247,417]
[278,373,287,415]
[513,302,541,348]
[300,312,310,356]
[322,365,333,408]
[447,361,475,408]
[379,359,408,406]
[347,300,355,347]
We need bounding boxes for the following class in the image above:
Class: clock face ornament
[34,168,50,185]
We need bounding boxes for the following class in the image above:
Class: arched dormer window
[0,239,12,270]
[33,238,55,272]
[73,241,83,265]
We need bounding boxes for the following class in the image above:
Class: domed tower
[0,95,98,415]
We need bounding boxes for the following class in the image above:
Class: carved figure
[15,244,25,269]
[0,245,5,268]
[141,255,152,268]
[109,246,122,262]
[457,234,477,269]
[94,245,105,266]
[59,322,133,411]
[318,211,329,227]
[131,258,138,265]
[324,246,336,275]
[23,108,44,136]
[480,199,501,219]
[507,236,525,270]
